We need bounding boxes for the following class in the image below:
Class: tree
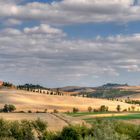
[100,105,108,112]
[8,105,16,112]
[116,105,121,112]
[73,108,79,113]
[3,104,16,113]
[131,106,135,112]
[53,109,58,113]
[88,106,92,112]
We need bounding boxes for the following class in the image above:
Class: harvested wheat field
[0,113,85,131]
[0,89,139,112]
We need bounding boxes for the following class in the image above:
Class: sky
[0,0,140,87]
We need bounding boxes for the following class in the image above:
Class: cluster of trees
[125,97,140,106]
[17,84,64,96]
[0,119,140,140]
[2,82,14,88]
[17,84,46,91]
[0,104,16,113]
[72,105,136,114]
[87,105,109,113]
[73,105,122,113]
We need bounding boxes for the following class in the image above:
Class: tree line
[17,84,64,96]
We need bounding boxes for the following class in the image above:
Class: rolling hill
[59,84,140,99]
[0,88,139,112]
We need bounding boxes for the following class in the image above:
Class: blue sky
[0,0,140,87]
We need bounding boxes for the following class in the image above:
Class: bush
[0,118,140,140]
[88,106,92,112]
[92,119,129,140]
[3,104,16,113]
[99,105,109,112]
[0,119,35,140]
[60,126,80,140]
[44,109,47,113]
[28,110,32,113]
[73,108,79,113]
[116,105,121,112]
[32,118,48,140]
[93,109,99,112]
[53,109,59,113]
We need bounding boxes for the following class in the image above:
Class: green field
[66,111,116,117]
[84,113,140,124]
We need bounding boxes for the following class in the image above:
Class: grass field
[66,111,116,117]
[66,111,140,125]
[80,113,140,125]
[84,113,140,123]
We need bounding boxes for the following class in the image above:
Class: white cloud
[0,0,140,25]
[24,24,66,37]
[0,25,140,85]
[1,28,21,35]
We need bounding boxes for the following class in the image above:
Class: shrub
[32,118,47,140]
[20,120,34,140]
[93,109,99,112]
[44,109,47,113]
[88,106,92,112]
[53,109,59,113]
[73,108,79,113]
[131,106,135,112]
[60,126,80,140]
[3,104,16,113]
[28,110,32,113]
[0,119,10,137]
[92,120,129,140]
[116,105,121,112]
[99,105,109,112]
[123,109,127,112]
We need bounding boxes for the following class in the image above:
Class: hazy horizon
[0,0,140,87]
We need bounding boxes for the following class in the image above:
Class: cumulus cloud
[0,0,140,86]
[24,24,66,37]
[0,24,140,86]
[0,0,140,25]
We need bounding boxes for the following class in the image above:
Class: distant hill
[59,84,140,99]
[57,86,95,93]
[99,83,128,89]
[2,82,140,99]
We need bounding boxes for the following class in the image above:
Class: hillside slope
[0,89,139,112]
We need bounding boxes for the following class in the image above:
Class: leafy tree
[53,109,59,113]
[3,104,16,113]
[131,106,135,112]
[73,108,79,113]
[88,106,92,112]
[116,105,121,112]
[100,105,108,112]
